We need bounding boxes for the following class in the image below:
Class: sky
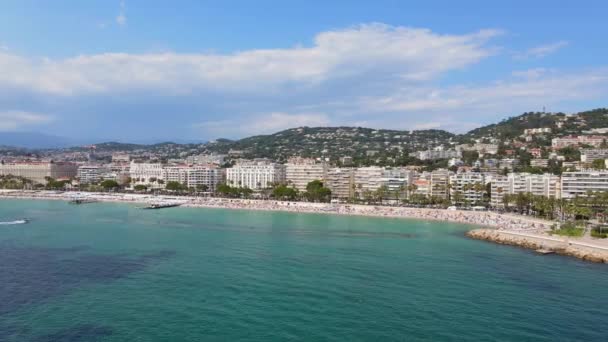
[0,0,607,143]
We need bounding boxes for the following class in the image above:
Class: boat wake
[0,219,28,225]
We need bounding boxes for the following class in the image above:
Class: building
[325,168,354,199]
[561,171,608,199]
[456,143,498,155]
[354,166,385,196]
[524,127,552,135]
[111,153,130,163]
[552,135,606,149]
[285,157,328,192]
[162,165,224,191]
[185,153,226,165]
[226,159,286,190]
[129,162,164,187]
[379,168,413,193]
[430,169,450,199]
[340,156,353,166]
[77,165,109,184]
[530,159,549,168]
[580,149,608,163]
[410,149,461,161]
[449,173,485,204]
[0,161,78,184]
[491,173,560,207]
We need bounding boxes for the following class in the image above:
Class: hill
[199,127,456,162]
[462,108,608,142]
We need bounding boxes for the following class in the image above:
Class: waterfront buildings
[354,166,384,196]
[164,165,224,191]
[490,173,560,207]
[285,157,328,192]
[77,165,110,184]
[226,159,286,190]
[0,161,78,184]
[430,169,450,199]
[129,162,164,187]
[325,167,354,199]
[449,173,485,204]
[561,170,608,199]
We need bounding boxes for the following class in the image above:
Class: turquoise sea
[0,199,607,341]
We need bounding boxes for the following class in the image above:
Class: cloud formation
[514,41,568,60]
[116,1,127,26]
[0,23,605,139]
[0,24,500,95]
[0,111,53,131]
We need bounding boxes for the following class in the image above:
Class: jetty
[142,202,182,210]
[69,198,98,204]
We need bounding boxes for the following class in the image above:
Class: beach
[2,189,608,263]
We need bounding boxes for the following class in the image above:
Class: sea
[0,198,607,341]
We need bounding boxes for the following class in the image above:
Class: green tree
[100,179,120,190]
[304,180,332,202]
[166,181,187,191]
[134,184,147,191]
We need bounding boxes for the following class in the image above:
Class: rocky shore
[467,229,608,263]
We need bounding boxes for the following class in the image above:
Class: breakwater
[467,229,608,263]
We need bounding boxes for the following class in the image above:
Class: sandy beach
[3,189,608,263]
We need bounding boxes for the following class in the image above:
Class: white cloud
[514,41,568,60]
[0,110,53,131]
[116,1,126,26]
[194,112,330,137]
[0,24,501,95]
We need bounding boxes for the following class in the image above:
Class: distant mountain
[0,132,76,149]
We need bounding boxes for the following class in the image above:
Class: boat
[0,218,29,225]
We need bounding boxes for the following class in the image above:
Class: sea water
[1,199,607,341]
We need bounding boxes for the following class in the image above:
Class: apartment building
[354,166,384,195]
[580,149,608,163]
[561,170,608,199]
[0,161,78,184]
[285,157,328,192]
[325,167,354,199]
[430,169,450,199]
[77,165,110,184]
[552,135,606,149]
[410,149,461,161]
[449,173,485,204]
[491,173,560,207]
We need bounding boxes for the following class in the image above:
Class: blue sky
[0,0,607,142]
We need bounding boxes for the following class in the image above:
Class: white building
[77,165,110,184]
[491,173,560,207]
[430,169,451,199]
[449,173,485,204]
[285,157,328,192]
[129,162,164,187]
[186,153,226,165]
[552,135,606,149]
[410,149,461,161]
[0,161,78,184]
[325,167,354,199]
[561,170,608,199]
[162,165,224,191]
[354,166,385,195]
[580,149,608,163]
[226,159,286,190]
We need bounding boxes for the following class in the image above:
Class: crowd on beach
[0,189,552,232]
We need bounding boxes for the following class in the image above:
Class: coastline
[2,189,608,263]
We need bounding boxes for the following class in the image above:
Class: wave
[0,219,28,225]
